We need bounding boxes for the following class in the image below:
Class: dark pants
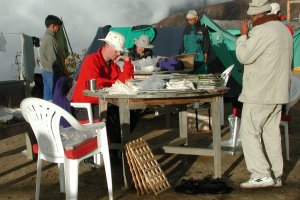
[73,104,139,143]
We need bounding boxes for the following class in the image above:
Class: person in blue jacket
[179,10,210,74]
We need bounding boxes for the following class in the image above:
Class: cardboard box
[187,108,211,131]
[175,54,196,69]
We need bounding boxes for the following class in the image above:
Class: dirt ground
[1,73,300,200]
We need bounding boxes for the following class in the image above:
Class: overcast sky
[0,0,231,81]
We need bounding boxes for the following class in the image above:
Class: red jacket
[280,15,294,36]
[72,48,134,104]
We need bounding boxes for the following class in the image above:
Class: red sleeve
[285,24,294,36]
[114,60,134,83]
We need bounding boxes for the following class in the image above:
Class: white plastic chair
[280,104,291,160]
[70,102,103,165]
[279,75,300,160]
[20,97,113,200]
[70,102,94,124]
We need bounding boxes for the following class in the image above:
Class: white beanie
[270,3,280,15]
[186,10,198,19]
[247,0,272,16]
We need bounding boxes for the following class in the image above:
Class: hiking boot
[240,176,274,189]
[273,177,282,188]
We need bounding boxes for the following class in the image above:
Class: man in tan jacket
[236,0,293,188]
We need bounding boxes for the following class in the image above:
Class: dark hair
[45,15,62,27]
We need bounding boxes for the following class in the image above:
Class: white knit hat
[247,0,272,16]
[270,3,280,15]
[99,31,128,52]
[134,35,154,48]
[186,10,198,19]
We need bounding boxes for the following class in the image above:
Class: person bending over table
[72,31,139,167]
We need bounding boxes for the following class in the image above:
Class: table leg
[118,99,131,189]
[99,99,107,121]
[211,96,222,178]
[178,105,188,145]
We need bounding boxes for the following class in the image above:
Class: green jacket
[40,29,64,74]
[179,22,210,74]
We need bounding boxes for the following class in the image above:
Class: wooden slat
[163,145,215,156]
[125,138,171,196]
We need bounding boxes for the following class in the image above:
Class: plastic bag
[133,56,160,71]
[60,126,97,150]
[221,114,241,148]
[136,74,166,90]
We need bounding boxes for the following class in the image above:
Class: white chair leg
[86,103,93,124]
[35,157,42,200]
[284,122,290,160]
[99,128,113,200]
[65,159,79,200]
[58,163,65,193]
[70,102,94,124]
[94,153,103,166]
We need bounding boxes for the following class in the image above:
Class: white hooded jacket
[236,20,293,104]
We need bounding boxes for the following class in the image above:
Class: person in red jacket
[270,3,294,36]
[72,31,138,167]
[72,31,134,104]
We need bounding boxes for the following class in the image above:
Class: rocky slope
[154,0,299,28]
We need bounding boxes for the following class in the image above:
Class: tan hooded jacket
[236,20,293,104]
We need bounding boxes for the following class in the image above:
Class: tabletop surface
[84,87,228,99]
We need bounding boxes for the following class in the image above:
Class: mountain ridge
[154,0,299,28]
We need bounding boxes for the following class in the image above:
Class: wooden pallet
[125,138,171,195]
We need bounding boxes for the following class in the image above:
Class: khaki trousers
[240,103,283,179]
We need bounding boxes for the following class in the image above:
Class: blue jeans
[42,71,59,100]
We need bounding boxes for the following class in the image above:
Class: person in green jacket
[179,10,210,74]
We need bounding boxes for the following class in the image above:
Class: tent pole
[287,0,291,22]
[61,17,73,55]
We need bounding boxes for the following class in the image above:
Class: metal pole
[287,0,291,22]
[61,18,73,55]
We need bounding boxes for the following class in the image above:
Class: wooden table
[84,88,227,188]
[134,68,193,79]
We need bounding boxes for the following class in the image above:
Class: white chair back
[21,98,88,161]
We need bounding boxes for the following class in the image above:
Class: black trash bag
[175,176,233,195]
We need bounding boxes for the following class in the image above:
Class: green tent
[292,28,300,71]
[200,15,243,85]
[201,15,300,75]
